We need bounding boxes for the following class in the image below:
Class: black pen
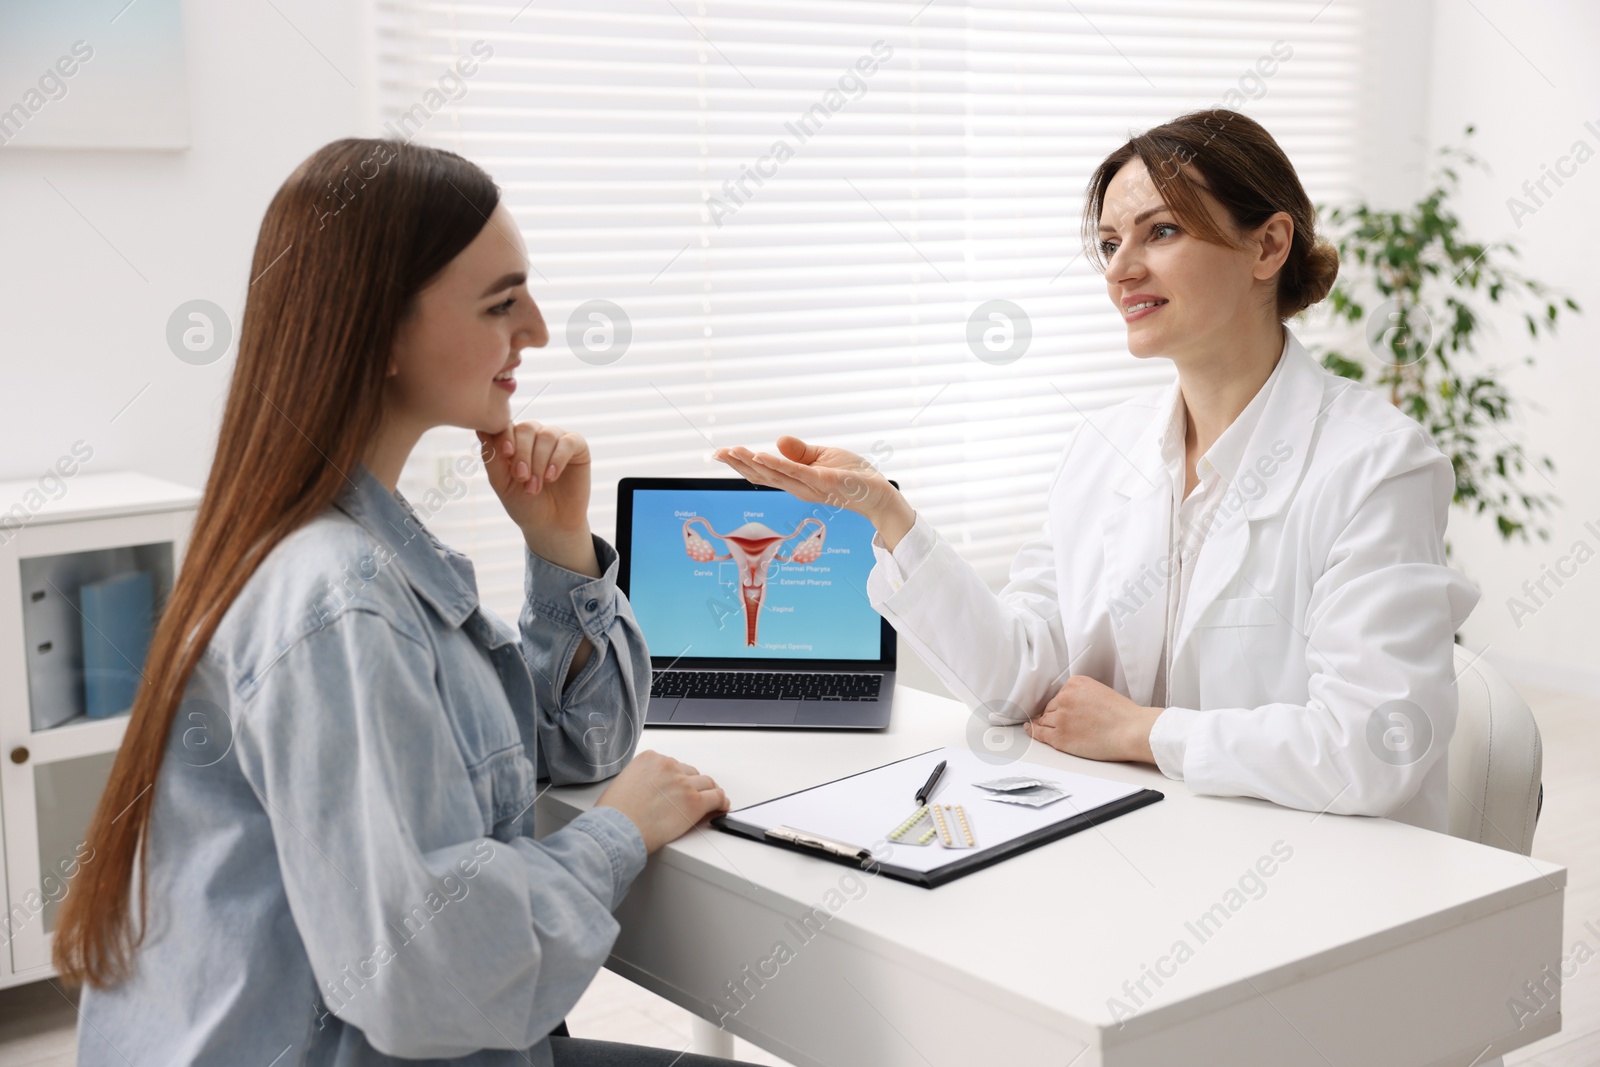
[915,759,947,806]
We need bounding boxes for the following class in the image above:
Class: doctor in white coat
[717,108,1480,833]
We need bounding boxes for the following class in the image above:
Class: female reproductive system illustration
[683,516,827,646]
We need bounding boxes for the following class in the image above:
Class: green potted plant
[1310,125,1581,547]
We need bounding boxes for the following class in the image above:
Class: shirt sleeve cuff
[565,804,649,910]
[1149,706,1201,781]
[870,513,936,591]
[526,535,620,642]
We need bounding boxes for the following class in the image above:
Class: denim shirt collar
[332,462,479,629]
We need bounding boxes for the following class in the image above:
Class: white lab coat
[868,328,1480,831]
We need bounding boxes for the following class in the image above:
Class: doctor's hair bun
[1281,237,1340,318]
[1082,108,1340,321]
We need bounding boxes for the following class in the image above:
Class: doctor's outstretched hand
[1026,675,1163,765]
[714,436,917,550]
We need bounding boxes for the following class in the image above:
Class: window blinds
[375,0,1364,625]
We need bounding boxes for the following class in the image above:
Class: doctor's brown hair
[1082,108,1339,320]
[53,139,500,988]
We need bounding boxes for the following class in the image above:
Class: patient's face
[1097,158,1270,362]
[385,202,548,436]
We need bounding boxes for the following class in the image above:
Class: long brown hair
[1082,108,1339,319]
[53,139,500,987]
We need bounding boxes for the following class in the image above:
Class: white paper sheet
[726,747,1148,875]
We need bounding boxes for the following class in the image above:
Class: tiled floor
[1,677,1594,1066]
[0,979,75,1067]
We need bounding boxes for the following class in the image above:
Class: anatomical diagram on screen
[683,517,827,646]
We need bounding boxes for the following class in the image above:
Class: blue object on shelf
[80,570,154,719]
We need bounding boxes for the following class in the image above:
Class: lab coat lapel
[1099,390,1176,709]
[1171,332,1327,662]
[1172,501,1252,664]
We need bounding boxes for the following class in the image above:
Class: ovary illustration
[683,517,826,646]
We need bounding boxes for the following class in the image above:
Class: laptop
[616,477,897,728]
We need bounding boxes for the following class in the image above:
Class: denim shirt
[79,463,651,1066]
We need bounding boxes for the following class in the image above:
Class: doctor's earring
[966,699,1030,766]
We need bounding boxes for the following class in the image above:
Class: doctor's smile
[1120,293,1168,322]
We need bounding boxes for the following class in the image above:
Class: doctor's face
[1097,158,1273,362]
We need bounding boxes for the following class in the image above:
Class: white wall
[1424,0,1600,695]
[0,0,371,492]
[1358,0,1436,211]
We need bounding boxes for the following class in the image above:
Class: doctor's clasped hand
[1026,676,1162,764]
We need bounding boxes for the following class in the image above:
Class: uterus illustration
[683,517,827,646]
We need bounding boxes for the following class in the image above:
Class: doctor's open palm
[715,435,901,520]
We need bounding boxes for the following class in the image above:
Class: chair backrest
[1448,647,1543,856]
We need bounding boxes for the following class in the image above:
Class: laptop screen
[618,482,889,665]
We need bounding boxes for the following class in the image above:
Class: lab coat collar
[1194,330,1290,491]
[1171,328,1330,663]
[333,462,480,628]
[1100,328,1329,705]
[1234,327,1323,521]
[1111,327,1321,522]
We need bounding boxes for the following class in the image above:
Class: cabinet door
[4,750,119,974]
[0,509,193,976]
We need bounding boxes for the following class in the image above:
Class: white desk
[539,687,1565,1067]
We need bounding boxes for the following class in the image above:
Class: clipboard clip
[766,825,872,863]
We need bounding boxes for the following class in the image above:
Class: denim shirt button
[585,598,600,613]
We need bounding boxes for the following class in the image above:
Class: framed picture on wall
[0,0,189,150]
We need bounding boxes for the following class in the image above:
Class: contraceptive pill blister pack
[886,802,976,848]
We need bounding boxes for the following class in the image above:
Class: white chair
[1448,646,1544,856]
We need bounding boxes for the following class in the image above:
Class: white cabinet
[0,472,199,984]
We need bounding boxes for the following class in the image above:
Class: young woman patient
[56,140,748,1067]
[718,109,1479,832]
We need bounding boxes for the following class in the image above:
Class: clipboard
[712,746,1163,888]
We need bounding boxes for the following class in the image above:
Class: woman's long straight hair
[53,139,501,988]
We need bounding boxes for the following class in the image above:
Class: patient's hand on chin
[475,421,595,568]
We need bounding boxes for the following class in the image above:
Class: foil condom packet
[975,775,1053,793]
[984,785,1071,808]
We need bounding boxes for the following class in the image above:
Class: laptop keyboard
[650,671,883,701]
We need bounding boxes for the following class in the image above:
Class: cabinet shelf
[26,712,132,765]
